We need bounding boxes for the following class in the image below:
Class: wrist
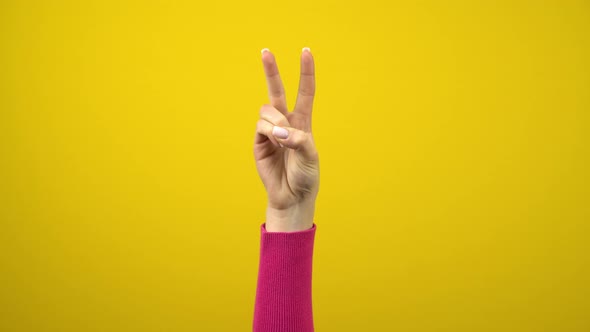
[265,199,316,232]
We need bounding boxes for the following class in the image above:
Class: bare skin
[254,48,319,232]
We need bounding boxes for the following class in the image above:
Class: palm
[254,49,319,210]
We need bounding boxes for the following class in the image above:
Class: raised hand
[254,48,319,232]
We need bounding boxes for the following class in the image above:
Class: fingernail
[261,48,270,54]
[302,47,311,53]
[272,126,289,139]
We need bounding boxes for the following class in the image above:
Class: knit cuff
[253,223,317,332]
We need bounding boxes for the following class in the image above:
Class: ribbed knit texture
[253,223,316,332]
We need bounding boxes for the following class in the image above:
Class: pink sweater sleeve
[253,223,317,332]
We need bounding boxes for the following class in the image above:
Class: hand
[254,48,319,232]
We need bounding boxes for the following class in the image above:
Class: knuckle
[276,116,289,127]
[259,104,269,117]
[256,119,266,132]
[298,84,315,97]
[260,106,289,127]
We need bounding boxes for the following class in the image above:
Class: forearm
[253,223,317,332]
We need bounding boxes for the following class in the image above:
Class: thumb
[271,126,318,161]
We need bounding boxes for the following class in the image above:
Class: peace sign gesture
[254,48,319,232]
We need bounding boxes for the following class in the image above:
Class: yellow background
[1,0,589,331]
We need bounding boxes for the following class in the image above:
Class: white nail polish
[261,48,270,54]
[302,47,311,53]
[272,126,289,139]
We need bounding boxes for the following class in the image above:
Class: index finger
[261,49,288,115]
